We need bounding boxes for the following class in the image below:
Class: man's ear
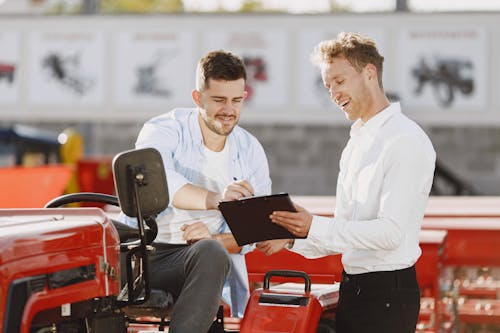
[243,90,248,100]
[192,89,202,108]
[365,63,377,81]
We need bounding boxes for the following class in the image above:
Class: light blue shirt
[122,107,272,317]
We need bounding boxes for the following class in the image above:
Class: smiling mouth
[216,115,235,124]
[338,99,350,111]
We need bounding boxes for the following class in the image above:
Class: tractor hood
[0,208,119,265]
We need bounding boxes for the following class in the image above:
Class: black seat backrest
[113,147,169,218]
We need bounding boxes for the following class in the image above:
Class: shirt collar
[350,102,401,139]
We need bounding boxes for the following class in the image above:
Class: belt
[342,265,417,290]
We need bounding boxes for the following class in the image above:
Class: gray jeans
[149,239,231,333]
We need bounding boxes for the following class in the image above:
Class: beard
[202,114,238,136]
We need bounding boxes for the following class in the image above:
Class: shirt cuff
[308,215,332,239]
[289,215,332,253]
[240,243,255,255]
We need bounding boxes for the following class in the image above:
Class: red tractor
[1,148,337,333]
[0,148,199,333]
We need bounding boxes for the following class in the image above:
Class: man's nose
[222,101,234,112]
[221,100,231,108]
[330,89,340,103]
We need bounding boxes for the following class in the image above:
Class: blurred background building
[1,0,500,196]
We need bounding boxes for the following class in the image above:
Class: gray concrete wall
[4,121,499,196]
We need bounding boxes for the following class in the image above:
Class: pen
[232,176,255,197]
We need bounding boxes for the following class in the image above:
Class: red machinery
[289,196,500,332]
[4,157,500,333]
[421,217,500,333]
[245,229,449,332]
[0,148,182,333]
[1,148,340,333]
[0,208,121,333]
[240,271,325,333]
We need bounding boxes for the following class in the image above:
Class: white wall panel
[0,14,499,125]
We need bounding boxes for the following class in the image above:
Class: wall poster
[201,29,289,109]
[113,31,195,107]
[397,27,488,110]
[27,31,105,106]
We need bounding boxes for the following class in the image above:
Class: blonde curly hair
[311,32,385,88]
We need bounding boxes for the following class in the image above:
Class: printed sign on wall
[201,29,289,109]
[0,31,20,105]
[397,27,488,110]
[296,28,388,111]
[112,31,195,107]
[27,31,105,106]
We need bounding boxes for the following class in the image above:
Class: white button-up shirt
[293,103,436,274]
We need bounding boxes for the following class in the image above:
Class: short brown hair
[196,50,247,91]
[311,32,384,88]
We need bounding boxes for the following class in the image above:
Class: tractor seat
[114,219,174,330]
[112,218,157,245]
[112,219,175,321]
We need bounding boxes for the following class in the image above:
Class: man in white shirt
[257,32,436,333]
[122,50,271,332]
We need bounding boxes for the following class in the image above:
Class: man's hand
[270,203,313,238]
[256,239,292,256]
[181,222,212,244]
[222,180,254,201]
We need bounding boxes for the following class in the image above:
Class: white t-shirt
[156,144,231,244]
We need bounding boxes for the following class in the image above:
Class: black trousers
[336,266,420,333]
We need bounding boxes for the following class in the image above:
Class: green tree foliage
[45,0,83,14]
[239,0,264,13]
[101,0,184,14]
[328,0,349,12]
[43,0,348,15]
[100,0,184,13]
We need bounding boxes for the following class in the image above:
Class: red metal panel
[417,230,447,296]
[416,230,447,331]
[245,250,342,286]
[457,299,500,325]
[0,208,115,265]
[421,218,500,266]
[0,208,120,333]
[240,289,323,333]
[291,196,500,218]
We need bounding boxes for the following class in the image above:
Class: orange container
[0,165,73,208]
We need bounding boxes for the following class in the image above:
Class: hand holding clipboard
[219,193,305,246]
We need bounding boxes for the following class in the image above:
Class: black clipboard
[218,193,304,246]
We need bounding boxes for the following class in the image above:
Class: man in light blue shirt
[121,50,271,332]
